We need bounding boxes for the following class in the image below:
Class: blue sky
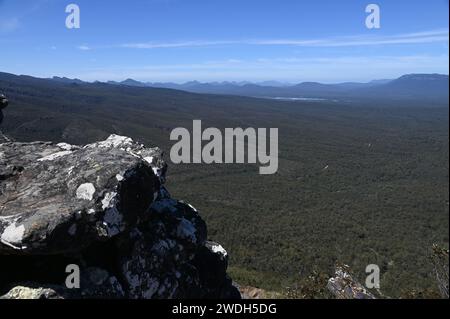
[0,0,448,83]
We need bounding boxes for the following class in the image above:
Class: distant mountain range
[48,73,449,102]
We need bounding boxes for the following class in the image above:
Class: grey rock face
[0,135,239,299]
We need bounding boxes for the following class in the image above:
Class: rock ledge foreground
[0,135,240,299]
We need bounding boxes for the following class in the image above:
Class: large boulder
[0,135,239,299]
[0,135,164,253]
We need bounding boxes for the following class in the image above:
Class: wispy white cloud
[77,45,91,51]
[120,40,237,49]
[118,29,449,50]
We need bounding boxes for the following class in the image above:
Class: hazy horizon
[2,70,449,86]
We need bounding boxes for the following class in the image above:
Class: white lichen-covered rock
[0,136,165,253]
[0,267,125,299]
[0,135,239,299]
[327,265,376,299]
[0,285,65,299]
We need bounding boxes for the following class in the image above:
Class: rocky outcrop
[0,135,240,299]
[327,265,375,299]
